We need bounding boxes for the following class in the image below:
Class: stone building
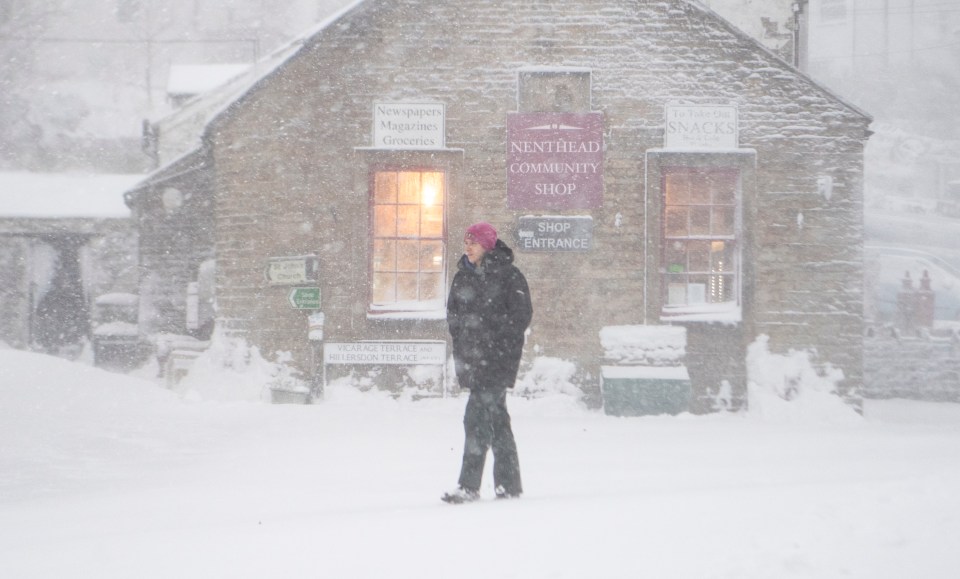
[0,172,140,353]
[123,150,216,339]
[124,38,310,340]
[127,0,872,411]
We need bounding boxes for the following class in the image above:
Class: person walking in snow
[442,222,533,504]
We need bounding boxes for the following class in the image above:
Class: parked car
[91,293,145,370]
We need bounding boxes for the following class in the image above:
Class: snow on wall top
[599,325,687,366]
[601,365,690,380]
[0,172,142,218]
[94,293,139,307]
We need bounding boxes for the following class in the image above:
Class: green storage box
[601,365,691,416]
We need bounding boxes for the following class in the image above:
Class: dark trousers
[457,388,522,495]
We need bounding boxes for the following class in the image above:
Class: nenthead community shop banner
[507,112,603,209]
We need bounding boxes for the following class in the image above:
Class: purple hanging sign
[507,112,603,209]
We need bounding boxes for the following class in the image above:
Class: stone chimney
[896,270,936,334]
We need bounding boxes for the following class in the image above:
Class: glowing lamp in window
[371,170,446,311]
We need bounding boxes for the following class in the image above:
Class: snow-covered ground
[2,347,960,578]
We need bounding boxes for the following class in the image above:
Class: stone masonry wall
[865,331,960,402]
[207,0,870,403]
[132,157,215,336]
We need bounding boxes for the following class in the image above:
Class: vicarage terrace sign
[507,112,604,209]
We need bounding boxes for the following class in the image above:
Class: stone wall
[864,330,960,402]
[127,151,215,337]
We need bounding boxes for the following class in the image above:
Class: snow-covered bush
[515,356,582,400]
[400,364,445,399]
[709,379,734,412]
[326,364,445,400]
[746,335,858,422]
[175,330,306,403]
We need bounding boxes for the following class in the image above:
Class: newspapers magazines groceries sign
[373,102,445,149]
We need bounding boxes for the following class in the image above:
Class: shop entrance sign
[515,216,593,252]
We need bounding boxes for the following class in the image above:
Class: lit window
[662,168,738,310]
[371,170,445,311]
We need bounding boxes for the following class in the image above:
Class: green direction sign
[288,287,321,310]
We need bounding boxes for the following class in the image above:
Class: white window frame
[645,150,756,324]
[662,166,740,313]
[369,168,447,315]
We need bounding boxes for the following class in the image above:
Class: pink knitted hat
[465,222,498,251]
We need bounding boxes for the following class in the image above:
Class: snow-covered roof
[201,0,369,134]
[167,64,251,96]
[683,0,871,121]
[178,0,367,131]
[0,172,142,218]
[200,0,868,139]
[135,1,367,175]
[132,0,872,202]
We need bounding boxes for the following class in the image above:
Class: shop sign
[324,341,447,365]
[515,216,593,252]
[373,102,445,149]
[507,112,603,209]
[664,105,738,149]
[288,287,321,310]
[265,255,318,286]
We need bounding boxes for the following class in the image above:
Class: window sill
[367,309,447,321]
[661,304,741,324]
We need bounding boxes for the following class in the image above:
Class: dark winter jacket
[447,239,533,391]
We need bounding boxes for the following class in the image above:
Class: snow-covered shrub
[709,379,734,412]
[746,335,858,422]
[515,356,582,400]
[330,364,443,400]
[268,351,309,393]
[399,364,445,399]
[175,330,306,403]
